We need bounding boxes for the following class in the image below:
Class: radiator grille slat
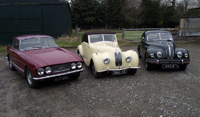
[52,63,70,73]
[115,52,122,66]
[166,45,174,59]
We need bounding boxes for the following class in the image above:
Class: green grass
[56,40,81,47]
[123,30,144,42]
[0,46,7,52]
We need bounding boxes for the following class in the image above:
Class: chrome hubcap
[9,61,12,68]
[27,70,32,85]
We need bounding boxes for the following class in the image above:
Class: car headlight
[37,68,44,76]
[150,53,154,58]
[77,62,82,68]
[157,51,162,58]
[185,53,188,58]
[45,66,52,74]
[126,56,132,62]
[71,63,76,69]
[104,58,110,64]
[177,51,183,58]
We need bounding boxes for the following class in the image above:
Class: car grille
[115,52,122,66]
[166,45,174,59]
[51,63,70,73]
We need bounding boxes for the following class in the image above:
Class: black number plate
[55,76,69,82]
[112,70,127,75]
[162,64,176,69]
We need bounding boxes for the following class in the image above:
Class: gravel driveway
[0,42,200,117]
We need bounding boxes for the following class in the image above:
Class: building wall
[0,1,72,45]
[179,18,200,36]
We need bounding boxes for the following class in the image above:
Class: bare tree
[179,0,199,12]
[197,0,200,6]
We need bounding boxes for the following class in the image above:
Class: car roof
[14,34,52,41]
[145,30,171,35]
[82,31,115,42]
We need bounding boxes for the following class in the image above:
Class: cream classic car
[77,31,139,78]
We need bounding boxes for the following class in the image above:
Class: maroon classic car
[7,34,83,88]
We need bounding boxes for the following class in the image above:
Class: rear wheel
[92,62,101,78]
[180,65,187,71]
[26,67,39,88]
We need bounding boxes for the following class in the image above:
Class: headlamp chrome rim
[37,68,44,76]
[77,62,82,68]
[157,51,162,58]
[71,63,76,69]
[150,53,154,58]
[185,53,188,58]
[126,56,132,62]
[104,58,110,64]
[45,66,52,74]
[177,51,183,58]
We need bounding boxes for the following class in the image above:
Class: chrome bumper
[97,66,140,73]
[33,68,83,80]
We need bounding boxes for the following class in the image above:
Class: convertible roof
[82,31,115,42]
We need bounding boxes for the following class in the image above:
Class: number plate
[162,64,176,69]
[55,76,69,82]
[112,70,127,75]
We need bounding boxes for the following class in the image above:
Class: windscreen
[20,37,58,51]
[147,33,173,41]
[89,34,117,43]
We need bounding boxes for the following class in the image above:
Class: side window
[84,36,88,43]
[11,39,19,50]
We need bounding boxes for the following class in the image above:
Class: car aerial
[77,31,140,78]
[137,30,190,70]
[6,34,83,88]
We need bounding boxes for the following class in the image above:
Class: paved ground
[0,42,200,117]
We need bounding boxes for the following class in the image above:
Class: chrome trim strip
[167,43,171,59]
[33,68,83,80]
[97,67,140,73]
[11,61,24,73]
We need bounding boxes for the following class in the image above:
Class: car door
[82,35,90,65]
[140,33,146,59]
[9,39,25,74]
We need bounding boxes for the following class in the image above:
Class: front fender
[91,52,111,72]
[122,50,139,67]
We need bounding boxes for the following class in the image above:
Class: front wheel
[179,65,187,71]
[92,62,101,78]
[77,50,83,60]
[9,59,15,71]
[145,61,152,70]
[129,69,137,75]
[70,72,80,80]
[26,67,39,88]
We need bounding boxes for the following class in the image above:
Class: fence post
[122,28,125,40]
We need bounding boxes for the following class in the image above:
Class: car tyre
[70,72,80,80]
[145,60,152,70]
[92,62,101,78]
[9,59,15,71]
[26,67,39,88]
[179,65,187,71]
[77,50,83,60]
[129,69,137,75]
